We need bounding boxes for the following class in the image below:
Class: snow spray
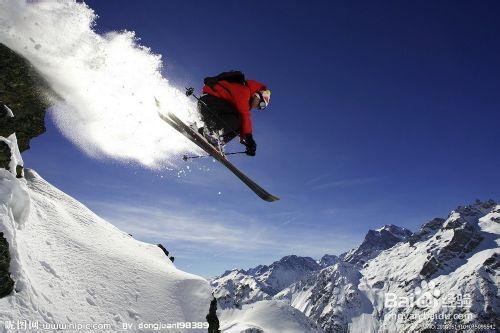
[0,0,198,168]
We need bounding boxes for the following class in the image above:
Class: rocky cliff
[0,43,55,297]
[0,43,55,154]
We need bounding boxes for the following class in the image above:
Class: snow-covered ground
[0,164,212,331]
[219,300,324,333]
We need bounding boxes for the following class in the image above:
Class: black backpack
[204,70,246,87]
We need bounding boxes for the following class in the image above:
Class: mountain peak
[375,224,411,233]
[340,224,412,267]
[211,255,322,309]
[318,254,340,268]
[450,199,497,222]
[275,255,320,268]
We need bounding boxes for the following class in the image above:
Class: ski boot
[197,127,224,152]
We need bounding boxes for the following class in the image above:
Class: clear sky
[23,0,500,277]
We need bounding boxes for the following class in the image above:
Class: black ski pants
[198,94,241,143]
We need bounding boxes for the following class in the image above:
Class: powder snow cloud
[0,0,199,168]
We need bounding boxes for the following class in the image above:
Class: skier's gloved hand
[241,134,257,156]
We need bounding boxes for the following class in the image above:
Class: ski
[158,112,279,202]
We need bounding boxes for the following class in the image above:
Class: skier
[197,71,271,156]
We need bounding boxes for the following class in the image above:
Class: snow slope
[219,300,324,333]
[0,168,212,331]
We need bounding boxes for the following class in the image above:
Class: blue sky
[23,0,500,277]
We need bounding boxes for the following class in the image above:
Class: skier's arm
[238,107,252,137]
[231,90,253,137]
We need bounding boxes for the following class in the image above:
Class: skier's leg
[216,101,241,143]
[220,116,240,144]
[197,95,241,141]
[198,95,221,132]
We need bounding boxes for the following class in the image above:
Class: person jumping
[197,71,271,156]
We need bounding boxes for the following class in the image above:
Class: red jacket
[202,80,266,136]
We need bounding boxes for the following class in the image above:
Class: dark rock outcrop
[206,297,220,333]
[156,243,170,257]
[419,200,496,279]
[473,252,500,329]
[483,252,499,272]
[0,43,54,152]
[409,218,446,246]
[0,141,10,170]
[156,244,175,263]
[0,232,14,298]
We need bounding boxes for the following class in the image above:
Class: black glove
[242,134,257,156]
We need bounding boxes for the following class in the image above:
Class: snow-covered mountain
[274,262,371,333]
[252,255,321,295]
[352,199,499,332]
[318,254,340,268]
[214,201,499,332]
[0,162,213,331]
[211,255,321,309]
[211,269,270,309]
[340,224,413,267]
